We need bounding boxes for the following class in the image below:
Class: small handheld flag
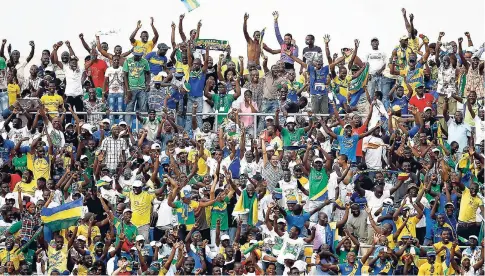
[181,0,200,12]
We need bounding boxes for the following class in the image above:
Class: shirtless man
[243,13,263,66]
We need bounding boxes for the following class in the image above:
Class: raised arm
[347,39,359,73]
[287,50,307,68]
[401,8,412,34]
[272,12,283,45]
[178,14,187,42]
[78,34,91,54]
[170,22,177,49]
[150,17,159,45]
[26,41,35,63]
[243,13,252,43]
[96,35,112,60]
[129,21,141,44]
[458,37,469,71]
[465,31,474,47]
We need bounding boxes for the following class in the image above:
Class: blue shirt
[308,65,330,95]
[0,140,15,163]
[93,130,111,142]
[188,71,206,97]
[145,52,167,75]
[338,261,363,276]
[390,96,410,115]
[370,259,395,275]
[381,205,397,233]
[439,193,458,216]
[337,134,360,162]
[167,89,183,110]
[285,211,311,237]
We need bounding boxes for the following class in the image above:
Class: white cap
[80,155,88,160]
[151,143,161,150]
[249,239,258,245]
[135,235,145,242]
[5,193,16,200]
[77,235,87,242]
[266,145,274,151]
[285,117,296,124]
[119,121,127,126]
[277,218,286,224]
[283,253,296,260]
[221,234,230,241]
[292,260,307,272]
[81,124,93,134]
[132,180,144,188]
[265,116,274,121]
[150,241,156,247]
[343,124,352,129]
[108,246,116,253]
[314,158,324,163]
[123,208,132,214]
[130,247,138,252]
[65,123,73,128]
[466,46,476,53]
[100,175,112,182]
[101,118,110,124]
[142,155,151,162]
[383,198,393,205]
[424,107,432,112]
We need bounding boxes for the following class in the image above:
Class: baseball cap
[5,193,16,200]
[266,145,274,151]
[426,250,437,256]
[407,183,419,191]
[101,118,110,124]
[133,46,144,56]
[400,35,408,41]
[95,242,105,247]
[423,107,432,112]
[119,121,127,126]
[221,234,230,241]
[265,116,274,121]
[469,235,478,241]
[277,218,286,224]
[415,83,424,88]
[343,124,352,129]
[77,235,87,242]
[151,143,161,150]
[314,158,324,163]
[101,175,112,182]
[81,124,93,134]
[445,202,455,208]
[392,105,401,112]
[123,208,132,214]
[132,180,144,188]
[174,68,185,77]
[65,123,73,129]
[371,37,379,42]
[285,117,296,124]
[157,43,171,50]
[465,46,476,53]
[80,155,89,161]
[136,235,145,242]
[161,157,170,165]
[283,253,296,260]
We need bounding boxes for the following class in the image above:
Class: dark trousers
[457,222,481,245]
[416,227,426,245]
[66,95,84,123]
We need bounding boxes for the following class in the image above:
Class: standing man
[123,46,151,126]
[145,43,170,76]
[366,38,387,105]
[99,125,128,171]
[185,43,209,131]
[243,13,263,65]
[300,34,322,75]
[85,48,108,90]
[264,11,299,70]
[129,17,159,56]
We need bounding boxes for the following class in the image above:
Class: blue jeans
[125,90,148,128]
[367,74,382,99]
[380,77,396,110]
[258,99,279,132]
[0,91,8,112]
[184,96,203,133]
[108,93,124,124]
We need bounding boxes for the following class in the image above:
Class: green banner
[195,39,229,51]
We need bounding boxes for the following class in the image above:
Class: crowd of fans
[0,7,483,276]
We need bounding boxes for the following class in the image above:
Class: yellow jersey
[47,242,68,274]
[188,148,211,176]
[132,40,154,56]
[433,241,459,275]
[418,262,443,276]
[7,83,20,106]
[395,216,420,241]
[13,180,37,197]
[40,94,64,114]
[458,187,483,223]
[0,247,24,270]
[398,67,425,96]
[175,61,190,80]
[122,191,156,227]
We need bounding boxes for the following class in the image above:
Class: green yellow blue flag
[181,0,200,12]
[41,198,83,232]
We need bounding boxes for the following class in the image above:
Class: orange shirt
[353,123,367,157]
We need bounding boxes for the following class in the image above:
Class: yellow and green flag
[41,198,83,232]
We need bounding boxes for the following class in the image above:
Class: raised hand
[29,41,35,47]
[409,13,414,21]
[171,22,176,29]
[439,32,445,38]
[272,11,279,21]
[197,20,202,28]
[1,39,6,45]
[65,41,70,47]
[354,39,360,48]
[465,32,470,37]
[401,8,406,16]
[323,34,331,44]
[150,17,154,26]
[458,37,463,44]
[79,33,84,39]
[179,14,185,21]
[244,13,249,21]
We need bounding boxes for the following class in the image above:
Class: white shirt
[15,61,28,87]
[404,196,430,228]
[447,118,471,152]
[364,189,391,224]
[366,49,387,75]
[363,136,386,169]
[474,116,485,144]
[277,236,304,264]
[155,198,177,227]
[105,66,124,94]
[46,121,65,148]
[202,92,214,119]
[63,65,84,97]
[8,126,29,147]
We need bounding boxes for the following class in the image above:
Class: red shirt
[9,173,21,192]
[353,123,367,157]
[87,59,108,88]
[409,93,434,112]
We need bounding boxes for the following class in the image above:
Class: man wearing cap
[275,110,312,147]
[123,46,151,126]
[366,37,387,101]
[129,18,159,56]
[389,82,412,116]
[391,35,413,71]
[137,109,161,141]
[185,42,210,131]
[52,45,84,122]
[99,124,128,170]
[462,235,482,267]
[408,83,434,112]
[145,43,170,76]
[418,250,443,275]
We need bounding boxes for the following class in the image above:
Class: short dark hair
[284,33,292,39]
[307,34,315,40]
